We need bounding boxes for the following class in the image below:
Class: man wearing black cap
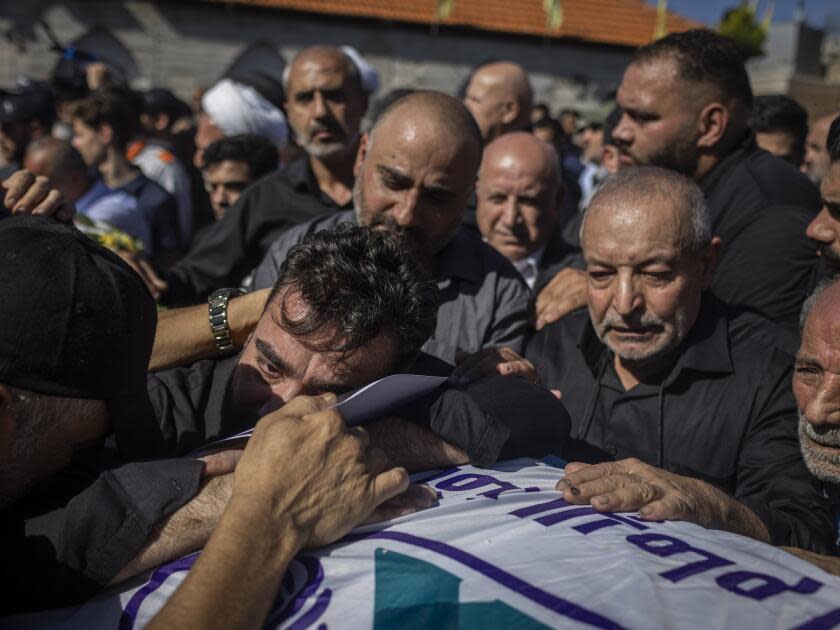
[0,80,55,180]
[0,215,437,614]
[0,212,569,613]
[0,215,208,611]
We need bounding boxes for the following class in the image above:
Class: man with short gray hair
[139,45,372,306]
[526,166,833,550]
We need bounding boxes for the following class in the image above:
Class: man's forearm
[367,416,468,472]
[780,547,840,576]
[150,290,268,371]
[702,482,771,543]
[110,474,233,584]
[147,495,305,630]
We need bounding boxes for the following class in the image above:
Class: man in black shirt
[806,114,840,279]
[782,277,840,573]
[0,211,567,612]
[526,167,833,552]
[0,216,426,615]
[535,29,820,331]
[149,46,370,305]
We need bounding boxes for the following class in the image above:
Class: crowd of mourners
[3,26,840,625]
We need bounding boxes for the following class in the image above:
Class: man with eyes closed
[525,166,833,551]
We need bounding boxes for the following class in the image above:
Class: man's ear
[696,103,728,150]
[500,100,519,126]
[98,122,114,146]
[700,236,722,288]
[353,133,370,178]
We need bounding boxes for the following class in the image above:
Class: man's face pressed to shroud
[228,291,399,419]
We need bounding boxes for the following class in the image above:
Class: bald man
[803,112,840,186]
[139,45,371,306]
[23,137,146,240]
[23,137,90,204]
[252,91,530,363]
[463,61,533,142]
[476,132,580,292]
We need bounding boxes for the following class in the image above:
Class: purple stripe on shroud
[118,553,199,629]
[357,530,625,629]
[286,588,332,630]
[790,608,840,630]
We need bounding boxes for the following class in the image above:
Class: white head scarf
[340,46,380,94]
[202,79,288,148]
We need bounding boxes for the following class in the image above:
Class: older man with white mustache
[781,278,840,572]
[526,166,833,551]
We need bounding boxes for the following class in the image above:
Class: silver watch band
[208,288,245,353]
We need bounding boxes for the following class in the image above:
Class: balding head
[581,167,720,373]
[582,167,711,256]
[463,61,533,142]
[795,277,840,485]
[477,132,562,263]
[283,46,361,94]
[283,46,367,160]
[803,112,840,185]
[23,137,90,204]
[353,91,481,263]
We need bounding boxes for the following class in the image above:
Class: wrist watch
[208,288,245,353]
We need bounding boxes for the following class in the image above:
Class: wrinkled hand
[449,346,541,386]
[232,393,411,548]
[2,170,76,223]
[555,458,732,527]
[535,267,587,330]
[117,250,169,300]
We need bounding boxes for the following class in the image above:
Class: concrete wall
[0,0,633,119]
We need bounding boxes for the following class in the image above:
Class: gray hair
[281,47,362,96]
[581,166,711,253]
[800,277,840,335]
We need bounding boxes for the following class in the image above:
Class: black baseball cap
[0,81,55,125]
[0,216,164,457]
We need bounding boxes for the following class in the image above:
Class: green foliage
[718,3,767,60]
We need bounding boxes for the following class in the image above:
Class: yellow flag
[653,0,668,39]
[436,0,454,20]
[761,1,774,31]
[543,0,563,30]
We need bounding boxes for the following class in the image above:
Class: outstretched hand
[555,458,769,541]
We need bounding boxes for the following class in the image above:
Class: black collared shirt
[525,294,835,552]
[0,441,203,614]
[162,156,352,306]
[700,135,821,329]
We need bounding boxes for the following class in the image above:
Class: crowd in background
[4,26,840,626]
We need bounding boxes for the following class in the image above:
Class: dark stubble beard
[353,167,440,272]
[820,245,840,279]
[646,132,700,177]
